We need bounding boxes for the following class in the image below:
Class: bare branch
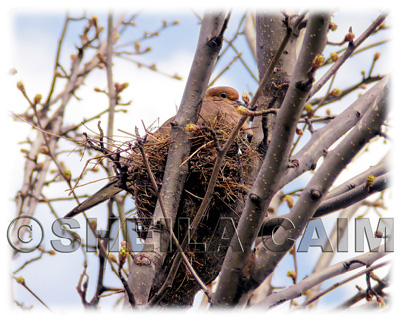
[250,75,387,296]
[280,76,389,189]
[106,11,117,175]
[309,14,387,99]
[13,276,53,311]
[250,248,388,309]
[314,173,389,219]
[258,158,389,237]
[212,13,331,307]
[337,273,389,308]
[298,261,388,309]
[306,202,363,307]
[127,11,229,306]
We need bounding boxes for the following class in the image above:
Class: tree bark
[212,12,331,307]
[127,11,229,306]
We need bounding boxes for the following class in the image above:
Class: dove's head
[200,86,250,133]
[205,86,244,106]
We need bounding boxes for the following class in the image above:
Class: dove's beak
[235,100,247,108]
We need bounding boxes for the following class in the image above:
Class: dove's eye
[220,92,227,99]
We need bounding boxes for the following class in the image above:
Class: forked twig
[298,261,388,309]
[309,14,387,99]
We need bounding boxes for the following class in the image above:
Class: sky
[0,0,398,318]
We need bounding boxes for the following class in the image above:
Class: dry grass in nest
[109,117,260,306]
[118,117,258,235]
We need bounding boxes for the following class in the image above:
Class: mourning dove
[65,86,248,218]
[157,86,249,134]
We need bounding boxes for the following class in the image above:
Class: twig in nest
[180,141,214,167]
[136,138,213,302]
[185,124,222,152]
[236,141,244,185]
[150,117,254,304]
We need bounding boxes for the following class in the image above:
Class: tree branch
[212,13,331,307]
[298,261,388,309]
[250,247,388,309]
[337,273,389,308]
[106,11,117,175]
[306,202,363,307]
[258,157,389,237]
[314,173,389,218]
[308,13,387,99]
[280,76,389,189]
[127,11,229,306]
[249,75,387,297]
[137,140,212,300]
[322,156,388,200]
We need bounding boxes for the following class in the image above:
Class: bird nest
[89,116,259,306]
[117,116,258,238]
[75,115,258,306]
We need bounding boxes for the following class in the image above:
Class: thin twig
[298,116,336,123]
[208,53,242,87]
[118,258,136,307]
[224,38,258,82]
[44,13,70,109]
[323,39,389,67]
[304,117,314,134]
[13,252,45,274]
[106,12,117,176]
[313,71,337,114]
[309,13,387,99]
[289,123,306,158]
[298,261,389,309]
[115,55,182,80]
[13,276,53,311]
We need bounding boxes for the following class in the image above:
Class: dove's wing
[65,178,123,218]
